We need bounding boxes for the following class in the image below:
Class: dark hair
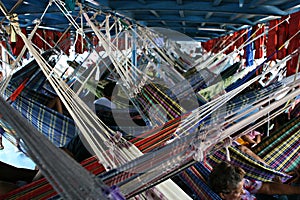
[208,162,245,195]
[103,82,118,97]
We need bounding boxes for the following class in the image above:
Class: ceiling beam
[205,12,213,19]
[138,0,146,4]
[150,10,160,17]
[279,0,300,12]
[133,15,255,25]
[177,0,183,5]
[106,1,288,16]
[249,0,268,8]
[230,13,243,21]
[179,10,184,17]
[268,0,300,6]
[213,0,223,6]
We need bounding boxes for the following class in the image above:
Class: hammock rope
[0,97,115,199]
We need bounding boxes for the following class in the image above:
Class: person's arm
[237,145,266,164]
[257,182,300,195]
[241,135,256,145]
[255,134,261,144]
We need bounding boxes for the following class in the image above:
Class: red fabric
[32,29,45,50]
[10,28,26,56]
[9,78,28,102]
[44,30,56,49]
[233,29,247,59]
[201,39,215,52]
[254,25,265,59]
[286,11,300,76]
[226,33,236,54]
[75,34,86,53]
[55,32,71,55]
[266,20,278,60]
[277,17,288,59]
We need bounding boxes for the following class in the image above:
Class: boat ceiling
[0,0,299,41]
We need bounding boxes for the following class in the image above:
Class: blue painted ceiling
[0,0,299,41]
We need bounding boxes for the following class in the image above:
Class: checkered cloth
[179,163,222,200]
[11,94,76,147]
[253,116,300,172]
[207,146,291,182]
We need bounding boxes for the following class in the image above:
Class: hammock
[3,2,298,198]
[4,51,76,147]
[179,162,221,200]
[207,146,291,182]
[177,117,300,199]
[252,115,300,172]
[11,94,76,147]
[0,114,185,200]
[2,77,299,199]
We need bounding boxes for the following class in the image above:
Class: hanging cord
[224,137,232,162]
[0,97,115,199]
[266,99,271,137]
[53,0,83,36]
[83,12,151,96]
[0,0,53,94]
[195,29,249,71]
[12,22,119,169]
[294,52,300,82]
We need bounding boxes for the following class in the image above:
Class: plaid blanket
[11,94,75,147]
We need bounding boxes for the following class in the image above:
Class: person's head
[103,81,118,99]
[209,162,246,200]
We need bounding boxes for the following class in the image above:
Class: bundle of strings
[1,112,191,199]
[101,76,300,197]
[10,9,192,200]
[1,75,298,198]
[0,97,114,199]
[82,11,150,98]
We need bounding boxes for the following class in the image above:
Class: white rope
[13,23,119,169]
[53,0,83,35]
[0,97,110,199]
[83,12,151,96]
[0,1,52,94]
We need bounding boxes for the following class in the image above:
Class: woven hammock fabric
[253,116,300,172]
[0,97,111,200]
[11,94,76,147]
[207,146,291,182]
[179,163,222,200]
[0,114,182,199]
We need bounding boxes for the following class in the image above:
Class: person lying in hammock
[209,162,300,200]
[94,81,145,129]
